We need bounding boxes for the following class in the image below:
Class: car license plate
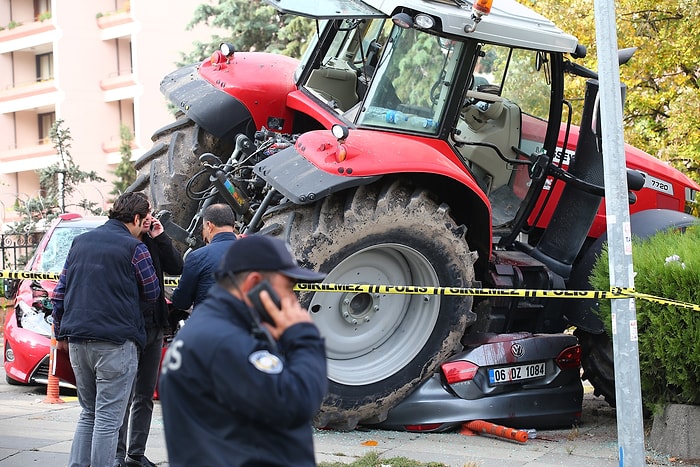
[488,362,546,385]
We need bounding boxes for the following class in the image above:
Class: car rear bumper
[372,332,584,432]
[374,372,582,432]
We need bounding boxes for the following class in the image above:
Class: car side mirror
[3,279,18,299]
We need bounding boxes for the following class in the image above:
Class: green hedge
[590,225,700,411]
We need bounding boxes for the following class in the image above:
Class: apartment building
[0,0,217,224]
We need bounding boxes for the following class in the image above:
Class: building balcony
[97,11,136,40]
[100,73,136,91]
[103,137,139,165]
[96,11,133,29]
[0,20,55,42]
[102,137,122,154]
[100,73,139,102]
[0,80,57,102]
[0,80,58,114]
[0,20,56,54]
[0,143,56,174]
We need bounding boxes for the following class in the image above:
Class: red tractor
[129,0,699,429]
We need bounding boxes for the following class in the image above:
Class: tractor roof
[265,0,580,54]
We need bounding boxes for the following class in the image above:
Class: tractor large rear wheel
[263,179,477,430]
[574,329,616,406]
[127,116,236,230]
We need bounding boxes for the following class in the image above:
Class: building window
[34,0,51,19]
[36,53,54,81]
[38,112,56,144]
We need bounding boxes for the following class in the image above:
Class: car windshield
[34,225,94,273]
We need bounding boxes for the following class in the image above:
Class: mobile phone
[246,280,281,325]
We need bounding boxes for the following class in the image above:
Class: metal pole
[593,0,646,464]
[58,169,65,213]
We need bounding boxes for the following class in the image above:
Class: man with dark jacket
[117,199,184,467]
[51,192,160,467]
[159,235,328,466]
[170,203,237,311]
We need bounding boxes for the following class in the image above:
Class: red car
[3,213,107,386]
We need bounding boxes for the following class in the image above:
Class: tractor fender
[160,53,299,142]
[566,208,698,333]
[160,64,254,143]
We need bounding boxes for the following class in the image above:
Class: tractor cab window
[301,18,390,112]
[355,26,463,135]
[452,44,553,227]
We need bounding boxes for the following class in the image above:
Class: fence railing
[0,232,42,271]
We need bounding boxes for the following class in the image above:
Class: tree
[179,0,313,65]
[271,14,315,57]
[528,0,700,183]
[11,119,106,232]
[110,124,137,197]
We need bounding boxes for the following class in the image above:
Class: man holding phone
[117,196,183,467]
[158,235,327,467]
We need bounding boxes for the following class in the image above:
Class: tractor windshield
[300,18,391,112]
[356,26,463,135]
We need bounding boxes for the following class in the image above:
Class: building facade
[0,0,215,224]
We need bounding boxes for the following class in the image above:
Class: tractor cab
[279,0,577,230]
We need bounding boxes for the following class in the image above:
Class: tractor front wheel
[264,179,477,429]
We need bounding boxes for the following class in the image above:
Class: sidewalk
[0,369,688,466]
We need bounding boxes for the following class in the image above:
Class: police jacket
[159,285,328,467]
[170,232,237,311]
[140,233,183,330]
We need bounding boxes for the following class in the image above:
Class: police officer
[158,235,327,466]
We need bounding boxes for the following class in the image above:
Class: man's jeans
[68,340,137,467]
[117,327,163,461]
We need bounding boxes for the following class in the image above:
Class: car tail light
[556,345,582,370]
[404,423,443,432]
[441,361,479,384]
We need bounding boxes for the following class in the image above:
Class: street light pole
[593,0,646,465]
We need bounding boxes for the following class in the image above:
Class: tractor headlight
[414,14,435,30]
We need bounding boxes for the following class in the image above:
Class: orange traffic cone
[462,420,528,443]
[43,324,64,404]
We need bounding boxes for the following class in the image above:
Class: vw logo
[511,343,524,358]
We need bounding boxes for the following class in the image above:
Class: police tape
[1,270,698,312]
[294,283,700,312]
[0,270,60,281]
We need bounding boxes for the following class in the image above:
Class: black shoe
[125,455,156,467]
